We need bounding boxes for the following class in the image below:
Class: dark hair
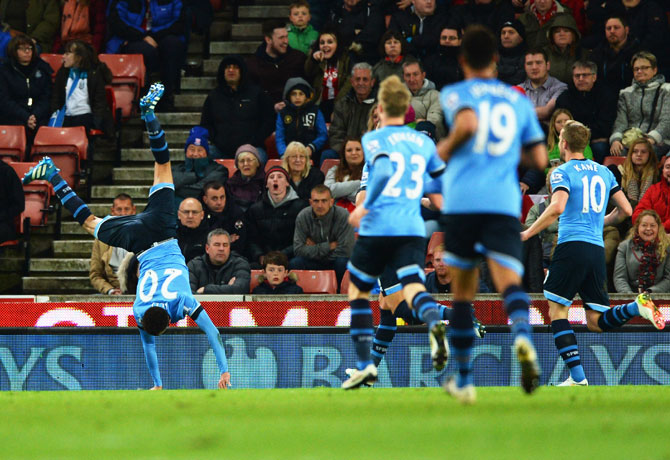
[263,19,287,38]
[263,251,289,269]
[525,48,549,62]
[64,40,98,71]
[606,14,628,28]
[7,35,36,63]
[461,25,498,70]
[289,0,310,11]
[203,181,225,194]
[402,57,425,73]
[335,137,364,182]
[311,184,332,196]
[309,25,343,61]
[378,29,408,58]
[114,193,133,203]
[142,306,170,336]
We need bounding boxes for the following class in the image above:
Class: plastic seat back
[30,126,88,188]
[98,54,146,119]
[40,54,63,79]
[0,126,27,163]
[264,158,283,172]
[214,158,237,178]
[603,156,626,167]
[293,270,338,294]
[320,159,339,176]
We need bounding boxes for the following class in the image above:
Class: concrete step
[113,167,154,183]
[86,202,147,216]
[142,130,190,147]
[210,41,258,56]
[23,276,95,293]
[175,93,208,109]
[91,185,151,200]
[128,112,201,126]
[122,148,185,163]
[231,23,262,41]
[238,5,287,19]
[53,239,94,256]
[60,221,90,236]
[0,258,23,271]
[181,77,216,91]
[30,258,90,272]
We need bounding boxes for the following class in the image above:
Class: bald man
[177,198,209,263]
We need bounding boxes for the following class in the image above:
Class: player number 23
[382,152,426,199]
[473,101,516,156]
[138,268,182,302]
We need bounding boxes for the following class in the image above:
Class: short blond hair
[378,75,411,118]
[561,120,591,154]
[282,141,311,179]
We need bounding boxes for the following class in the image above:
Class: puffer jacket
[0,57,53,127]
[633,179,670,232]
[610,74,670,146]
[543,13,588,84]
[187,252,250,294]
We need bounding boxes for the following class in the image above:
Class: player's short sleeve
[440,85,476,126]
[550,167,570,194]
[424,177,441,194]
[362,133,387,163]
[519,96,545,147]
[425,145,445,178]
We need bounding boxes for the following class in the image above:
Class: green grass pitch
[1,386,669,460]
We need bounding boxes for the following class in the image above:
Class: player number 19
[473,101,516,156]
[581,175,607,213]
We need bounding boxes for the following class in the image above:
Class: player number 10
[581,175,607,213]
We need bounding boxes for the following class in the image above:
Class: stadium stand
[40,53,63,80]
[0,126,27,163]
[30,126,88,189]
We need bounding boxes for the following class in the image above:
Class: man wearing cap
[246,166,309,268]
[200,54,274,163]
[498,19,528,85]
[173,126,229,205]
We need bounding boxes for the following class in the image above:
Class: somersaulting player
[522,120,665,386]
[23,84,231,390]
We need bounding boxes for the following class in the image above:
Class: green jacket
[1,0,61,52]
[288,24,318,55]
[304,51,352,107]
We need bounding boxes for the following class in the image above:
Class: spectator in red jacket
[53,0,107,53]
[633,156,670,232]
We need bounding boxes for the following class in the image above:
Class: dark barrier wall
[0,328,668,390]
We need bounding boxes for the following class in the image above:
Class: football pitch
[1,386,668,460]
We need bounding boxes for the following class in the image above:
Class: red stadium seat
[293,270,338,294]
[98,54,146,119]
[9,162,53,195]
[426,232,445,267]
[603,156,626,167]
[249,269,264,292]
[265,132,280,159]
[40,53,63,80]
[265,158,283,172]
[0,126,27,163]
[214,158,237,178]
[30,126,88,189]
[339,270,350,294]
[320,159,339,176]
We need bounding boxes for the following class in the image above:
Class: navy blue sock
[52,174,91,226]
[440,304,452,321]
[598,302,637,331]
[350,298,374,369]
[551,319,586,382]
[450,301,476,387]
[503,285,532,338]
[393,300,421,325]
[412,291,441,329]
[145,117,170,164]
[372,309,397,366]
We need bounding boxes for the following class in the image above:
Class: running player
[23,84,231,390]
[342,75,447,390]
[438,25,547,403]
[521,120,665,386]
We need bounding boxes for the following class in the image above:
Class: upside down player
[342,75,448,390]
[437,26,547,403]
[23,84,231,390]
[522,120,665,386]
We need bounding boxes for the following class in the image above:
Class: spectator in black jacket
[555,60,618,163]
[423,25,463,90]
[201,180,249,256]
[200,54,274,163]
[0,35,53,137]
[252,251,304,294]
[246,166,309,268]
[177,197,208,263]
[329,0,385,63]
[173,126,228,204]
[187,228,251,294]
[456,0,514,36]
[246,19,306,107]
[389,0,449,59]
[497,19,527,85]
[0,161,24,244]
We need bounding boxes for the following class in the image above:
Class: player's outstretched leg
[140,83,170,166]
[412,291,449,370]
[342,294,377,390]
[445,300,476,400]
[22,157,94,228]
[503,285,540,394]
[598,293,665,331]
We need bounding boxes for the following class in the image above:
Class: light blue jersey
[440,78,544,217]
[550,159,620,247]
[133,239,200,326]
[360,125,445,237]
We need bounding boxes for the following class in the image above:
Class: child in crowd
[276,77,328,163]
[287,0,318,55]
[252,251,304,294]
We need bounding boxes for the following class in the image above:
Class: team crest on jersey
[366,139,381,154]
[284,115,293,125]
[550,172,563,184]
[234,220,244,230]
[444,91,459,111]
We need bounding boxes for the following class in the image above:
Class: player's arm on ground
[436,108,477,163]
[193,309,230,389]
[139,328,163,389]
[521,189,568,241]
[603,190,633,226]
